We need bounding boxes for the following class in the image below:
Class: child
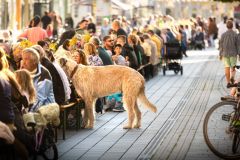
[15,69,36,108]
[112,44,129,66]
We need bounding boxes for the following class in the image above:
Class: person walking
[219,20,240,88]
[18,15,48,44]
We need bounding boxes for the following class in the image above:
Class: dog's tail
[138,88,157,113]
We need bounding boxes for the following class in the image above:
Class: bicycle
[203,69,240,159]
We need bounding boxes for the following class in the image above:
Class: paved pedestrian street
[57,48,227,160]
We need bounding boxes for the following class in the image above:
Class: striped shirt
[219,29,239,57]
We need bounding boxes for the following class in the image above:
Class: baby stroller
[162,42,183,75]
[28,122,58,160]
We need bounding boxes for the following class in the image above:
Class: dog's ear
[59,58,67,67]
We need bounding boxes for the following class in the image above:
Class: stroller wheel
[180,66,183,75]
[174,69,179,74]
[163,66,166,76]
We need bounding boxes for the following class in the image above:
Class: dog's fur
[59,58,157,129]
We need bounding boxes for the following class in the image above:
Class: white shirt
[52,61,71,101]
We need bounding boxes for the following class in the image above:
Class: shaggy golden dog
[59,58,157,129]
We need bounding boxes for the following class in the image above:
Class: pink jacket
[18,27,48,44]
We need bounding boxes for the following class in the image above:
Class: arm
[0,121,14,144]
[31,79,55,112]
[17,29,28,40]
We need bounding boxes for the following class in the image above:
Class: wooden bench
[137,62,151,72]
[59,98,84,140]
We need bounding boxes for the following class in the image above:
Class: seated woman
[15,69,36,110]
[0,48,30,159]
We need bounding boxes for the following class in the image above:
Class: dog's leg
[133,102,141,128]
[84,99,95,129]
[81,108,87,128]
[123,96,135,129]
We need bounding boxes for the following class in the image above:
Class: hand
[0,121,15,144]
[219,55,222,60]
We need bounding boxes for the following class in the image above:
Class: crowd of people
[1,10,240,158]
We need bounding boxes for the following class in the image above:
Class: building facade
[0,0,239,30]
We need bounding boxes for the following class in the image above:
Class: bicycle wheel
[233,130,240,154]
[203,101,240,159]
[41,144,58,160]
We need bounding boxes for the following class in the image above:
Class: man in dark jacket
[116,35,139,70]
[41,11,52,30]
[32,45,66,105]
[112,19,128,38]
[89,37,113,65]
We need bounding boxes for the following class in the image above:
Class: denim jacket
[30,64,55,112]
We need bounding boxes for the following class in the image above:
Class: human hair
[80,19,88,25]
[117,35,126,43]
[113,19,121,28]
[31,45,45,58]
[0,48,21,98]
[15,69,36,104]
[62,39,70,50]
[147,30,154,35]
[57,29,75,48]
[103,17,109,23]
[226,20,233,29]
[45,49,55,62]
[142,33,150,39]
[114,44,122,49]
[37,40,48,48]
[84,43,98,56]
[103,35,111,42]
[0,48,9,71]
[128,34,138,45]
[89,36,101,46]
[22,48,40,65]
[32,15,41,27]
[74,49,88,65]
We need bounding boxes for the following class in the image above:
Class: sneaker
[104,107,113,112]
[112,106,125,112]
[112,102,125,112]
[105,98,116,112]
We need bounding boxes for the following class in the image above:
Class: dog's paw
[133,124,141,128]
[85,125,93,129]
[123,125,132,129]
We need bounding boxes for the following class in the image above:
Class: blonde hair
[22,48,40,65]
[0,48,22,99]
[84,43,98,56]
[0,47,9,70]
[15,69,36,104]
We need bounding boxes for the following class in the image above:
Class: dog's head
[58,57,78,78]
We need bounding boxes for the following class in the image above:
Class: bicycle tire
[233,131,240,154]
[40,124,58,160]
[203,101,240,159]
[42,143,58,160]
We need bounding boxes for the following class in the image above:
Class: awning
[111,0,132,11]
